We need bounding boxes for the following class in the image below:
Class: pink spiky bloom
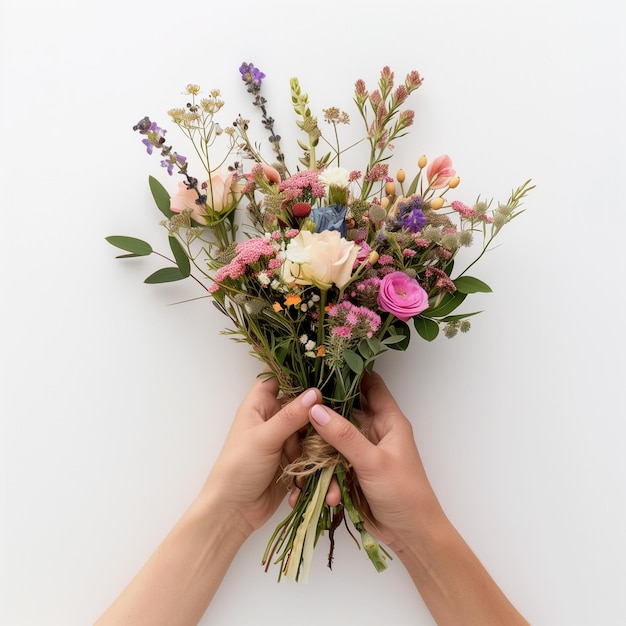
[451,200,476,218]
[405,70,423,91]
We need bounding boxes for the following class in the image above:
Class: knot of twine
[280,432,348,488]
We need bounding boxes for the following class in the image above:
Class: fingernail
[301,389,318,408]
[310,404,331,426]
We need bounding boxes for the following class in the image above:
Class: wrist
[192,481,255,545]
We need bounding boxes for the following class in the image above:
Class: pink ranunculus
[261,163,281,184]
[169,182,206,223]
[377,271,429,322]
[170,174,240,224]
[426,155,456,189]
[206,172,239,213]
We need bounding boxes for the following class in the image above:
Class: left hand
[200,375,321,532]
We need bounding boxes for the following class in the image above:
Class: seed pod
[418,155,428,169]
[448,176,460,189]
[396,169,406,183]
[430,197,444,210]
[385,180,396,196]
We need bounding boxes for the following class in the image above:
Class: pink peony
[426,155,456,189]
[377,271,429,322]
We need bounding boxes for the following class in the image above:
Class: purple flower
[397,197,427,233]
[239,62,266,91]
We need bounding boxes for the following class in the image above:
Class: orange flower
[273,302,283,312]
[317,345,326,357]
[285,294,302,307]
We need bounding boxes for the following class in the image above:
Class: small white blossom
[319,165,350,187]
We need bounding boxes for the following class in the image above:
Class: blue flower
[310,204,348,236]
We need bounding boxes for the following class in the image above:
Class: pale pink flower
[427,155,456,189]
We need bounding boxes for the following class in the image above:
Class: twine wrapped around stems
[280,431,347,486]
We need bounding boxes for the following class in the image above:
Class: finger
[288,485,300,508]
[259,388,321,451]
[325,477,341,507]
[236,373,281,423]
[360,371,400,417]
[308,404,375,473]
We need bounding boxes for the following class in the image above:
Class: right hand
[307,371,446,552]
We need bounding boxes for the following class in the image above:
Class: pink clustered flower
[279,170,325,201]
[364,163,389,182]
[451,200,493,223]
[378,254,395,266]
[215,237,276,282]
[327,300,382,339]
[426,267,456,293]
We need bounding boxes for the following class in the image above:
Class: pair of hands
[203,371,443,553]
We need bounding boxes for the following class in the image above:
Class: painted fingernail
[310,404,331,426]
[301,389,318,408]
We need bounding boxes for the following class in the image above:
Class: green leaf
[423,291,467,318]
[454,276,492,294]
[414,317,440,342]
[149,175,175,218]
[144,267,187,284]
[105,235,152,256]
[442,311,483,322]
[168,236,191,277]
[383,321,411,351]
[343,349,364,375]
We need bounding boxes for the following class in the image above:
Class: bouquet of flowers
[107,62,532,582]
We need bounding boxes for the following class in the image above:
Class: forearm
[95,493,252,626]
[393,513,529,626]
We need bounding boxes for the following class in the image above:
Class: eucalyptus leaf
[168,236,191,277]
[414,317,440,342]
[454,276,492,294]
[105,235,152,256]
[343,350,364,375]
[149,175,175,218]
[384,322,411,351]
[144,267,187,284]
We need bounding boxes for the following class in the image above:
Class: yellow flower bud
[368,250,379,265]
[430,197,444,210]
[396,169,406,183]
[385,181,396,196]
[448,176,460,189]
[418,155,428,169]
[380,197,390,209]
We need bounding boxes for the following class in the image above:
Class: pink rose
[426,155,456,189]
[377,271,429,321]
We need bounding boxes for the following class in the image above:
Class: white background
[2,0,625,624]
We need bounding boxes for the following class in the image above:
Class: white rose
[282,230,359,289]
[319,166,350,188]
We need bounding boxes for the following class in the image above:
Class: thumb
[309,404,373,471]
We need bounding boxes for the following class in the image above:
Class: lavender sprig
[238,62,288,176]
[132,116,205,208]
